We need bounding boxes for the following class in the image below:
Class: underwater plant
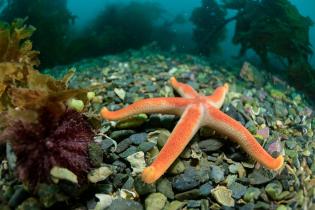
[0,19,94,190]
[1,0,75,67]
[191,0,227,55]
[223,0,315,99]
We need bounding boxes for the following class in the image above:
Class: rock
[199,182,213,196]
[89,143,103,167]
[198,139,224,152]
[126,151,146,175]
[138,141,156,152]
[134,177,156,195]
[101,139,115,152]
[228,182,247,199]
[110,130,136,141]
[113,173,128,188]
[243,187,261,202]
[164,200,186,210]
[210,165,224,183]
[8,186,29,208]
[248,168,276,185]
[187,200,201,208]
[145,193,167,210]
[50,167,78,184]
[157,178,174,199]
[105,198,143,210]
[116,114,148,129]
[172,167,210,192]
[265,181,283,200]
[211,186,234,207]
[94,194,112,210]
[129,133,147,145]
[88,167,112,183]
[167,159,186,175]
[116,138,132,153]
[175,189,200,200]
[16,197,41,210]
[119,146,137,158]
[122,177,134,190]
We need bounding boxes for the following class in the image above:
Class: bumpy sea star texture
[101,77,284,184]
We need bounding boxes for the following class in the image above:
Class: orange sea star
[101,77,284,184]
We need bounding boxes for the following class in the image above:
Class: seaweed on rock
[0,19,94,191]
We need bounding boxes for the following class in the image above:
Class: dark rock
[134,177,156,195]
[129,133,147,145]
[88,143,103,167]
[119,146,137,158]
[110,130,136,141]
[122,177,134,190]
[175,189,200,200]
[113,173,128,188]
[187,200,201,208]
[101,139,115,152]
[228,182,247,199]
[210,165,224,183]
[198,139,224,152]
[157,178,174,199]
[112,160,127,173]
[199,182,213,196]
[116,138,132,153]
[137,142,156,152]
[172,167,210,192]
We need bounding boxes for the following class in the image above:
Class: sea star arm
[142,104,203,184]
[101,97,190,121]
[206,108,284,170]
[206,83,229,109]
[170,77,199,99]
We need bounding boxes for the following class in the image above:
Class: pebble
[228,182,247,199]
[243,187,261,202]
[88,143,103,167]
[163,200,186,210]
[198,139,224,152]
[106,198,143,210]
[109,130,136,141]
[167,159,186,175]
[134,177,156,195]
[129,133,147,145]
[199,182,213,196]
[157,178,174,199]
[145,193,167,210]
[88,166,112,183]
[115,138,132,153]
[172,167,210,191]
[210,165,225,183]
[138,141,156,152]
[119,146,137,158]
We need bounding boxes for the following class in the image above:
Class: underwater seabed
[1,48,315,209]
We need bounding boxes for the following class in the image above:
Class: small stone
[145,193,167,210]
[198,139,224,152]
[157,178,174,199]
[122,177,134,190]
[164,200,186,210]
[94,194,112,210]
[126,151,146,175]
[16,197,41,210]
[88,167,112,183]
[110,130,135,141]
[89,143,103,167]
[187,200,201,208]
[210,165,224,183]
[248,168,276,185]
[211,186,235,207]
[129,133,147,145]
[175,189,200,200]
[168,159,186,175]
[134,176,156,195]
[119,146,137,158]
[172,167,209,192]
[113,173,128,188]
[265,181,283,200]
[243,187,261,202]
[228,182,247,199]
[50,167,78,184]
[116,138,132,153]
[138,141,156,152]
[101,139,115,152]
[199,182,213,196]
[106,198,143,210]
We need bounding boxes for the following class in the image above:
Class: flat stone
[110,130,136,141]
[129,133,147,145]
[210,165,224,183]
[106,198,143,210]
[116,138,132,153]
[138,141,156,153]
[134,177,156,195]
[157,178,174,199]
[198,139,224,152]
[145,193,167,210]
